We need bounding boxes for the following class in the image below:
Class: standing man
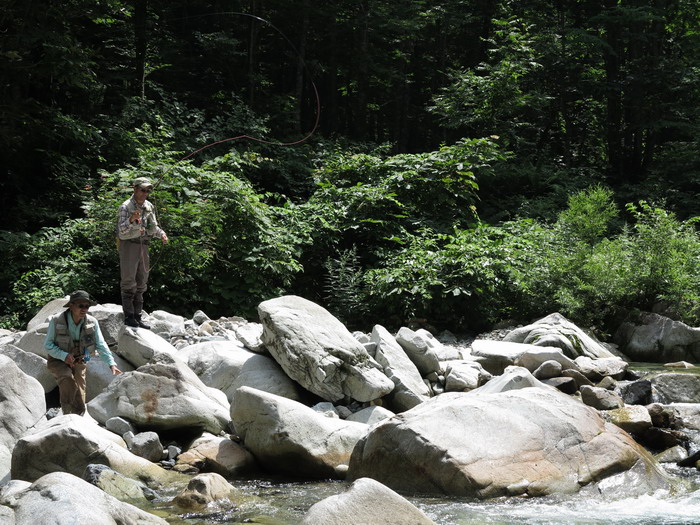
[45,290,122,416]
[117,176,168,329]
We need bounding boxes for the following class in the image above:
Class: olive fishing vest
[51,310,97,357]
[118,198,159,241]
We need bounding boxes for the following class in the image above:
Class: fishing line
[134,11,320,271]
[155,10,321,184]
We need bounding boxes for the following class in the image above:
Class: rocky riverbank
[1,295,700,524]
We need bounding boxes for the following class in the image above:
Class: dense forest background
[2,0,700,337]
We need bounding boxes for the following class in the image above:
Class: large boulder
[113,325,179,368]
[10,472,168,524]
[174,432,256,477]
[87,353,231,435]
[650,373,700,403]
[394,327,442,376]
[257,295,393,403]
[87,303,126,346]
[14,323,49,359]
[85,352,135,402]
[179,340,301,403]
[470,339,525,375]
[11,415,183,489]
[301,477,436,525]
[0,344,55,392]
[348,387,666,498]
[0,355,46,485]
[443,360,492,392]
[504,313,617,359]
[370,325,431,412]
[614,312,700,363]
[25,297,67,331]
[231,386,368,479]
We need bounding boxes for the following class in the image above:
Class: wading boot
[124,314,139,328]
[135,313,151,330]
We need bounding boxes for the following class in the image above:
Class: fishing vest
[51,310,97,357]
[118,197,159,241]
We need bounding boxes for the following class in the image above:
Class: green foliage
[363,221,551,330]
[557,185,619,245]
[323,246,369,328]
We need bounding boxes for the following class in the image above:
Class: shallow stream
[140,363,700,524]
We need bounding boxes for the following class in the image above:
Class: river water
[141,362,700,524]
[143,461,700,524]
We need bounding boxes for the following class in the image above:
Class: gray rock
[87,303,126,346]
[533,360,563,380]
[192,310,211,325]
[83,464,156,504]
[395,327,441,376]
[26,297,67,331]
[615,312,700,362]
[0,344,55,392]
[174,433,255,477]
[258,295,393,403]
[0,480,31,506]
[472,366,551,394]
[233,321,266,353]
[651,373,700,403]
[0,355,46,485]
[504,313,617,359]
[312,402,338,419]
[515,347,578,373]
[444,360,491,392]
[370,325,431,412]
[179,340,301,403]
[562,368,594,390]
[114,325,179,368]
[348,388,667,498]
[129,431,164,462]
[540,376,577,394]
[105,416,135,436]
[580,385,624,410]
[148,310,187,339]
[85,352,134,402]
[172,472,239,509]
[15,323,49,359]
[415,328,461,361]
[87,354,231,435]
[346,406,395,426]
[469,339,529,375]
[231,386,368,479]
[575,356,628,381]
[618,379,653,405]
[602,405,653,434]
[655,445,688,463]
[11,472,167,524]
[10,414,184,489]
[301,477,436,525]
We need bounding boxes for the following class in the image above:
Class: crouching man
[44,290,122,415]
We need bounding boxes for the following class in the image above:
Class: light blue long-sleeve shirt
[44,312,116,366]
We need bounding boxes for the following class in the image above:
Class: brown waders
[119,238,150,319]
[46,341,88,415]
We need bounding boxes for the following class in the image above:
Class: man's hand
[130,210,141,224]
[64,354,75,366]
[161,232,169,244]
[110,365,123,375]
